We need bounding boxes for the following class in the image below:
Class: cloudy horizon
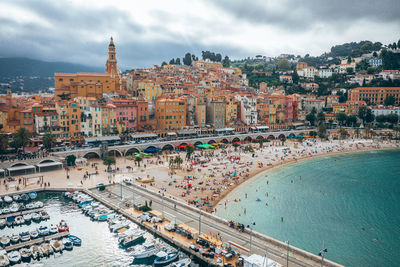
[0,0,399,69]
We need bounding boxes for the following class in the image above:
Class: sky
[0,0,399,69]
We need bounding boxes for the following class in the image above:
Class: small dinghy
[20,193,29,202]
[0,236,10,247]
[3,196,12,204]
[50,239,64,252]
[12,195,20,202]
[29,192,37,200]
[10,233,20,244]
[57,220,69,232]
[68,235,82,246]
[7,251,21,264]
[154,251,179,265]
[30,229,39,239]
[1,209,10,215]
[31,213,41,222]
[19,247,31,261]
[30,245,41,259]
[62,238,73,250]
[20,231,31,242]
[25,203,35,210]
[33,201,44,208]
[0,249,9,266]
[23,213,32,223]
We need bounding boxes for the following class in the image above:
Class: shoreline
[211,145,400,209]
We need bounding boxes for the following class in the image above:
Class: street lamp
[198,206,202,235]
[247,222,256,254]
[286,240,290,267]
[318,241,328,267]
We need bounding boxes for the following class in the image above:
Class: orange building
[348,87,400,105]
[155,98,187,131]
[54,37,120,100]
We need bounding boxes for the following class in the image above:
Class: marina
[0,208,43,220]
[4,231,70,252]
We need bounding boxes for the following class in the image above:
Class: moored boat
[40,243,53,256]
[49,224,58,234]
[23,213,32,223]
[68,235,81,246]
[1,209,9,215]
[20,193,29,202]
[39,210,49,220]
[0,249,9,267]
[15,216,24,225]
[110,220,130,232]
[57,220,69,232]
[30,229,39,239]
[31,213,41,222]
[19,247,31,261]
[7,251,20,264]
[62,238,73,250]
[0,219,5,228]
[3,196,12,204]
[26,203,35,210]
[5,217,14,227]
[168,258,191,267]
[119,231,145,247]
[50,239,64,252]
[12,195,20,202]
[33,201,43,208]
[20,232,31,242]
[0,237,10,247]
[10,233,20,244]
[30,245,41,259]
[38,226,49,236]
[10,203,19,213]
[131,241,160,259]
[154,251,179,265]
[29,192,37,200]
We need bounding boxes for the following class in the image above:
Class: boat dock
[0,208,43,219]
[4,231,70,252]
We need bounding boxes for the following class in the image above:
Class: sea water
[215,149,400,267]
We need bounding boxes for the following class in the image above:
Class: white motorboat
[50,239,64,252]
[10,233,20,244]
[119,230,145,247]
[33,201,44,208]
[168,258,191,267]
[25,203,35,210]
[15,216,25,225]
[0,249,9,267]
[12,195,20,202]
[40,210,50,220]
[30,245,41,259]
[49,224,58,234]
[62,238,73,251]
[131,241,160,259]
[30,229,39,239]
[0,237,10,247]
[10,203,19,213]
[40,243,53,256]
[20,232,30,242]
[38,226,49,236]
[7,251,20,264]
[31,212,41,222]
[110,220,130,232]
[0,219,5,228]
[23,213,32,222]
[19,247,31,261]
[1,209,10,215]
[154,251,179,265]
[3,196,12,204]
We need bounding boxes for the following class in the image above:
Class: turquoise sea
[215,149,400,267]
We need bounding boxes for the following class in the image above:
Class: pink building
[111,99,138,132]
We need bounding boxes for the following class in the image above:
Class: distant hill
[0,57,104,77]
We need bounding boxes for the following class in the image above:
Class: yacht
[6,217,14,227]
[168,258,192,267]
[10,203,20,213]
[40,210,50,220]
[20,193,29,202]
[131,241,160,259]
[154,251,179,265]
[68,235,82,246]
[26,203,35,210]
[110,220,130,233]
[7,251,21,265]
[0,249,9,267]
[0,219,6,228]
[1,209,10,215]
[31,212,41,222]
[29,192,37,200]
[33,201,44,208]
[119,230,145,247]
[12,195,20,202]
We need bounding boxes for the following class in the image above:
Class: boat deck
[4,231,69,252]
[0,208,44,219]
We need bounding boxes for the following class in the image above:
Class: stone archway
[268,135,275,140]
[221,139,229,144]
[162,144,174,151]
[208,140,216,144]
[107,149,122,157]
[125,147,140,156]
[83,152,101,159]
[232,137,240,143]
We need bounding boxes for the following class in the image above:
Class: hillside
[0,57,103,77]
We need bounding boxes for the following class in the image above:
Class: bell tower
[105,37,118,77]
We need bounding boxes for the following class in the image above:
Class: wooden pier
[4,231,70,252]
[0,208,43,219]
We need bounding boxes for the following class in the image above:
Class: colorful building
[155,98,187,131]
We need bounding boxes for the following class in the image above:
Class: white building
[235,95,258,125]
[371,106,400,117]
[318,69,333,78]
[300,66,318,78]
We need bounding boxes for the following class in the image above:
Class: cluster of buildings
[0,38,399,144]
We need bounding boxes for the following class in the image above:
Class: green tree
[336,112,347,126]
[346,115,357,127]
[358,106,374,124]
[42,132,56,150]
[222,56,231,67]
[103,156,116,170]
[292,70,299,84]
[354,128,360,139]
[386,113,399,125]
[215,53,222,62]
[0,135,8,152]
[186,145,194,160]
[256,136,264,149]
[306,113,316,126]
[393,126,400,139]
[384,95,395,106]
[174,156,183,169]
[338,128,349,139]
[317,111,325,126]
[135,156,143,167]
[169,58,175,65]
[376,114,386,123]
[183,53,192,66]
[276,59,290,71]
[175,58,181,65]
[318,124,327,138]
[372,51,378,57]
[161,61,167,66]
[13,128,31,153]
[244,145,254,153]
[66,155,76,166]
[233,142,240,152]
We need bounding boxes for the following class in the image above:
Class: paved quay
[88,183,344,267]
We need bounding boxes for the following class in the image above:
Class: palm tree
[0,135,8,153]
[233,142,240,152]
[338,128,349,140]
[42,132,56,150]
[13,128,31,153]
[103,156,116,171]
[186,145,194,160]
[393,126,400,139]
[174,156,183,169]
[364,123,372,139]
[135,156,143,167]
[354,128,360,139]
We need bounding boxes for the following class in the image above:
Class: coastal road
[92,183,340,267]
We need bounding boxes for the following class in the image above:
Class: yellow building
[155,98,187,131]
[101,103,117,135]
[138,81,162,101]
[332,103,348,114]
[225,96,238,126]
[54,37,119,100]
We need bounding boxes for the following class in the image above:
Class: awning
[0,169,4,173]
[215,128,235,132]
[167,132,177,136]
[292,122,305,126]
[131,133,158,138]
[6,165,36,172]
[85,136,120,142]
[36,162,63,168]
[256,126,270,130]
[177,130,197,135]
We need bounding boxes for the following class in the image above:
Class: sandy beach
[1,138,399,213]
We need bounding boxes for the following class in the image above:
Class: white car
[164,223,176,232]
